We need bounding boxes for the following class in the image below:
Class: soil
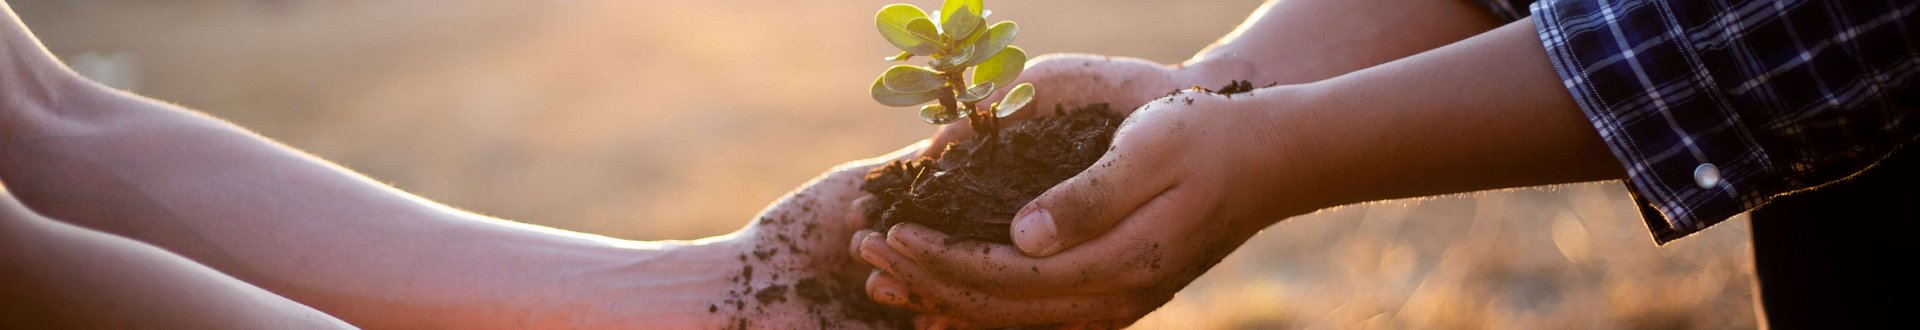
[862,80,1259,244]
[862,104,1123,243]
[706,80,1255,329]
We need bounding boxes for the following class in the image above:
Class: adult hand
[703,141,931,329]
[853,53,1194,259]
[857,89,1316,328]
[855,19,1629,327]
[920,53,1188,158]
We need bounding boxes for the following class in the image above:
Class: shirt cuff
[1529,0,1783,244]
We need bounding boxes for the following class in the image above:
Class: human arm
[0,188,353,330]
[1,3,914,327]
[921,0,1507,153]
[0,75,924,327]
[860,19,1620,328]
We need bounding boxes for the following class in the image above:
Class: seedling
[870,0,1035,139]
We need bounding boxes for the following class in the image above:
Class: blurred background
[12,0,1756,328]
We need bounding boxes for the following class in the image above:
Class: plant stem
[942,71,998,163]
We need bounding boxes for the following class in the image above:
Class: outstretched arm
[0,187,351,330]
[1,3,911,328]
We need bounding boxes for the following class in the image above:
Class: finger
[1058,319,1127,330]
[847,195,876,229]
[866,233,1148,324]
[915,315,987,330]
[861,239,941,312]
[848,229,876,267]
[857,231,895,273]
[914,315,946,330]
[874,249,1151,327]
[1011,134,1175,257]
[889,185,1199,296]
[865,270,913,307]
[883,223,1113,295]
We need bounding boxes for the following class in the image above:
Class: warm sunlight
[27,0,1917,328]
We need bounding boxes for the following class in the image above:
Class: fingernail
[849,229,874,262]
[884,223,925,260]
[859,233,895,273]
[1012,209,1060,255]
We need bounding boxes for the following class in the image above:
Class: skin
[0,2,914,328]
[924,0,1510,155]
[0,186,353,329]
[857,0,1626,328]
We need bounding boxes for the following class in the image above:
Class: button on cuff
[1693,163,1722,189]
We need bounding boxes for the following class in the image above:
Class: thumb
[1010,146,1168,257]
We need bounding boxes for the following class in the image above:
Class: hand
[857,89,1314,328]
[691,142,931,329]
[921,53,1188,158]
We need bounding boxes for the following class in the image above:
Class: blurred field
[13,0,1756,328]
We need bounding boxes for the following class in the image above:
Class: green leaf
[876,4,937,56]
[929,43,974,72]
[904,18,942,46]
[919,104,964,125]
[881,65,946,94]
[871,75,939,107]
[941,5,983,41]
[971,45,1026,91]
[963,22,1017,67]
[957,82,995,103]
[994,82,1034,118]
[941,0,984,24]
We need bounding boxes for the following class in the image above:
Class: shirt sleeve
[1528,0,1920,244]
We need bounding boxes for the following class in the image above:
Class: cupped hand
[704,142,930,329]
[922,54,1187,158]
[857,89,1318,328]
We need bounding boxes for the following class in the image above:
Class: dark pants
[1749,148,1920,329]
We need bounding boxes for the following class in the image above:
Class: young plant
[870,0,1035,139]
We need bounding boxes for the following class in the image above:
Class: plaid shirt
[1475,0,1920,244]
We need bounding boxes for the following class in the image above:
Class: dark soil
[1215,79,1256,95]
[862,104,1123,243]
[862,80,1260,243]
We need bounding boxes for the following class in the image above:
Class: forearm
[1269,19,1621,214]
[1178,0,1503,86]
[0,191,352,329]
[0,59,719,328]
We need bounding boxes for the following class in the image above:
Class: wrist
[552,241,735,328]
[1172,56,1254,89]
[1237,84,1344,222]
